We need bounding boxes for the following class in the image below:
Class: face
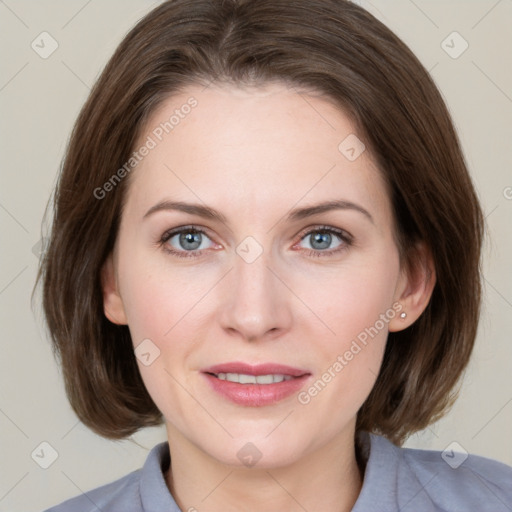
[103,82,415,468]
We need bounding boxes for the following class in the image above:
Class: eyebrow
[143,199,374,225]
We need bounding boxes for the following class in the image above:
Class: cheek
[118,245,206,342]
[300,253,399,341]
[297,291,393,424]
[117,253,209,400]
[118,265,197,422]
[121,276,168,343]
[297,250,399,395]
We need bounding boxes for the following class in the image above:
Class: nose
[218,246,293,342]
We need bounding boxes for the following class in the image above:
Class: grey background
[0,1,511,510]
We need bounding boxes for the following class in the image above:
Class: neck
[164,425,364,512]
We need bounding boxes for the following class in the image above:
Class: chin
[199,432,309,470]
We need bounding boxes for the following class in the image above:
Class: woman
[38,0,512,510]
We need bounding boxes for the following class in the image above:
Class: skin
[101,82,435,512]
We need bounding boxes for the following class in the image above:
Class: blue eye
[159,227,214,258]
[297,226,352,257]
[159,225,353,259]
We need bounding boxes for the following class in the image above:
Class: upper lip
[202,362,310,377]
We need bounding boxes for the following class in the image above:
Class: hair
[34,0,484,445]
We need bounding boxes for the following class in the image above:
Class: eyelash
[158,224,353,259]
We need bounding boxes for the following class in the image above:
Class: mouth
[207,372,296,384]
[201,362,311,406]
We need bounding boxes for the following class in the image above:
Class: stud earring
[400,312,407,319]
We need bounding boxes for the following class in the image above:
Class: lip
[202,362,310,377]
[201,362,312,407]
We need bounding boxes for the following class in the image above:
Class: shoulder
[366,434,512,511]
[42,468,142,512]
[42,442,173,512]
[402,440,512,487]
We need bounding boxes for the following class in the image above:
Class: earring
[400,312,407,319]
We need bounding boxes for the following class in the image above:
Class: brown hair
[34,0,484,444]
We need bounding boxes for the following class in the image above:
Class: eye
[158,224,353,259]
[295,226,353,257]
[159,226,217,258]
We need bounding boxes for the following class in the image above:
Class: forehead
[124,82,391,226]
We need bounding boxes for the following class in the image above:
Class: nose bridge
[219,238,291,340]
[234,245,273,301]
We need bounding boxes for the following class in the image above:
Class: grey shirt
[43,433,512,511]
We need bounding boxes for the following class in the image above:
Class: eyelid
[160,224,215,241]
[159,225,219,249]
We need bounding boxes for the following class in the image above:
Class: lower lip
[202,373,311,406]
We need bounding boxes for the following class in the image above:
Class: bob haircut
[35,0,484,445]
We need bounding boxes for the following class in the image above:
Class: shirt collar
[139,433,439,512]
[140,441,181,512]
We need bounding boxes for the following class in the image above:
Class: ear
[388,240,436,332]
[100,253,128,325]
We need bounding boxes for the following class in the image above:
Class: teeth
[215,373,294,384]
